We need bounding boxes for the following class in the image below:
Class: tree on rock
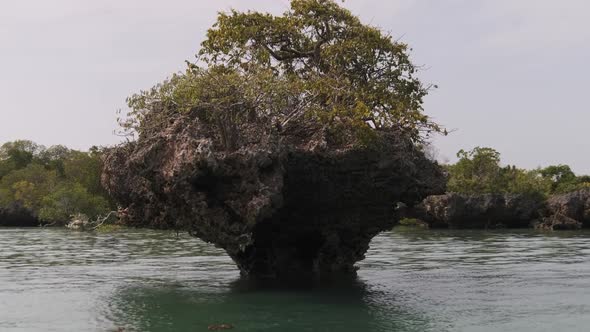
[106,0,446,279]
[121,0,445,147]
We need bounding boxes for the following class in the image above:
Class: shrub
[38,183,110,224]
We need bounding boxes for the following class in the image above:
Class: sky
[1,0,589,172]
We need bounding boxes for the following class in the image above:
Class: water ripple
[2,227,590,331]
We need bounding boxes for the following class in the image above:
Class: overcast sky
[1,0,589,172]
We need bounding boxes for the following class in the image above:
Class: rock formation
[410,193,542,229]
[408,189,590,230]
[102,112,445,278]
[533,213,582,231]
[544,189,590,226]
[533,189,590,230]
[0,203,39,227]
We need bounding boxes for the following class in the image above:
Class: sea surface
[1,227,590,332]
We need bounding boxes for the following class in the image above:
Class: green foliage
[63,149,106,195]
[36,145,73,177]
[38,183,109,223]
[0,140,42,178]
[124,65,295,149]
[399,218,427,227]
[0,164,57,210]
[446,147,589,198]
[536,164,589,193]
[447,147,504,193]
[0,140,112,225]
[119,0,445,147]
[500,167,551,198]
[95,224,123,233]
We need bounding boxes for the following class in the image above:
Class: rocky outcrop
[0,203,39,227]
[533,213,582,231]
[102,112,445,279]
[531,189,590,230]
[543,189,590,227]
[412,193,542,229]
[409,189,590,230]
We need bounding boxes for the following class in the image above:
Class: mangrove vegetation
[0,140,113,226]
[446,146,590,199]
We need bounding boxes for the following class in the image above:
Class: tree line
[0,140,112,224]
[445,146,590,199]
[2,141,588,226]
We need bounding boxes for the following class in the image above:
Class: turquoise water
[2,227,590,331]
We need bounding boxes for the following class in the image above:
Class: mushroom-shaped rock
[102,114,445,278]
[101,0,448,279]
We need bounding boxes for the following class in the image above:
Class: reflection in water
[107,276,434,332]
[2,228,590,331]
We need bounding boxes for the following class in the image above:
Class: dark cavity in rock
[102,113,445,279]
[0,203,39,227]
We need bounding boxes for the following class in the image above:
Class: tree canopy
[446,147,590,198]
[120,0,445,148]
[0,140,112,225]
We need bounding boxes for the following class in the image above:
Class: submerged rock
[0,203,39,227]
[102,113,445,278]
[413,193,542,229]
[208,323,234,331]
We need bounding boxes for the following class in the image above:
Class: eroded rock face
[0,203,39,227]
[102,113,445,278]
[543,189,590,228]
[410,189,590,230]
[413,193,542,229]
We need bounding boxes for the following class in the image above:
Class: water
[2,228,590,332]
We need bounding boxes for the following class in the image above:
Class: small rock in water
[208,323,234,330]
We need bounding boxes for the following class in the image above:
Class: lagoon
[2,228,590,331]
